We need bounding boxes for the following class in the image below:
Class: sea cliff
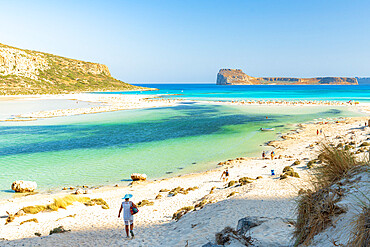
[0,43,147,95]
[216,69,358,85]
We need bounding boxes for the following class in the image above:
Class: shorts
[124,220,133,226]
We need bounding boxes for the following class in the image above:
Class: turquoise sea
[0,84,369,199]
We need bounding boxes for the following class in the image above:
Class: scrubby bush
[239,177,253,185]
[360,142,369,147]
[293,160,301,166]
[137,199,154,207]
[227,180,237,187]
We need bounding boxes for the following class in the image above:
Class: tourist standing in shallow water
[118,194,137,239]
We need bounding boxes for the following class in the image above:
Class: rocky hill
[217,69,358,85]
[356,77,370,85]
[0,43,148,95]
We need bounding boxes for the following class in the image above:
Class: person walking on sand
[118,194,137,239]
[262,151,265,160]
[316,129,319,135]
[220,168,229,182]
[271,151,274,160]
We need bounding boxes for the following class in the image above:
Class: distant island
[216,69,358,85]
[356,77,370,85]
[0,43,149,95]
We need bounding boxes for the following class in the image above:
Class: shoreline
[1,114,369,245]
[0,95,368,199]
[1,92,369,121]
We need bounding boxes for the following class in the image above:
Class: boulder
[11,180,37,193]
[236,216,267,235]
[131,173,147,181]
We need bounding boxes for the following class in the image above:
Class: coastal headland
[216,69,359,85]
[0,43,152,95]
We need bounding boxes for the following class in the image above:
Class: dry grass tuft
[349,200,370,246]
[22,205,47,214]
[294,144,367,246]
[84,198,109,209]
[22,195,91,214]
[20,218,38,225]
[172,206,194,221]
[317,144,358,186]
[294,187,346,246]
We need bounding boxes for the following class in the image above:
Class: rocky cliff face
[216,69,358,85]
[0,43,145,95]
[216,69,256,85]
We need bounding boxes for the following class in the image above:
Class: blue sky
[1,0,369,82]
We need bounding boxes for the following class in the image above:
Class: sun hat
[122,194,133,199]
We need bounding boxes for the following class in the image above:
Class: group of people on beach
[262,150,274,160]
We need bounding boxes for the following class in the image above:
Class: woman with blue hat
[118,194,138,239]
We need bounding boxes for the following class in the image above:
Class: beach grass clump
[209,186,217,194]
[84,198,109,209]
[22,205,47,214]
[20,218,38,225]
[195,199,208,209]
[293,160,301,166]
[227,180,237,187]
[186,186,199,192]
[281,167,299,179]
[172,206,194,221]
[316,144,358,186]
[348,203,370,247]
[239,177,253,185]
[283,166,293,173]
[307,160,315,169]
[294,144,364,246]
[294,186,346,246]
[227,191,238,198]
[137,199,154,207]
[49,195,90,211]
[168,186,197,196]
[360,142,369,147]
[168,186,187,196]
[155,194,162,199]
[21,195,91,214]
[344,145,353,151]
[49,226,70,235]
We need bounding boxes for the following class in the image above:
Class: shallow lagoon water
[0,99,364,198]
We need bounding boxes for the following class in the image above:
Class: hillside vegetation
[0,43,148,95]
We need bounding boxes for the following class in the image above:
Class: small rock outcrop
[216,69,358,85]
[236,216,267,235]
[11,180,37,193]
[131,173,147,181]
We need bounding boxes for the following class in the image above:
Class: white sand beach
[0,93,181,121]
[2,93,367,121]
[1,114,369,246]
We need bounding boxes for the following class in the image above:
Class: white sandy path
[0,117,369,247]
